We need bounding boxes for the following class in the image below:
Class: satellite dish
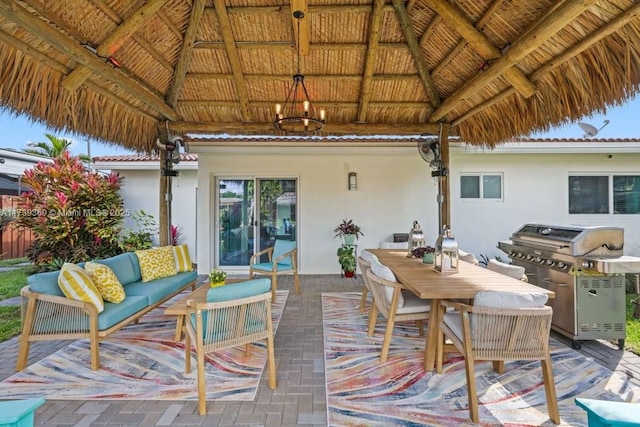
[578,120,610,138]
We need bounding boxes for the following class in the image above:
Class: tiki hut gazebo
[1,0,640,239]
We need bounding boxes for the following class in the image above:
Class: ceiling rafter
[186,73,422,82]
[167,0,207,107]
[391,0,441,108]
[68,0,173,74]
[431,0,505,78]
[157,9,184,40]
[291,0,310,56]
[170,121,441,135]
[0,28,158,122]
[0,1,179,121]
[212,0,252,122]
[424,0,536,98]
[192,41,409,50]
[418,15,442,48]
[430,0,599,123]
[179,100,430,109]
[452,1,640,128]
[221,5,397,15]
[62,0,167,91]
[356,0,386,123]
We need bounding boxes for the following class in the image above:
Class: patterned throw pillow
[172,244,193,273]
[58,263,104,313]
[135,246,178,282]
[84,261,126,303]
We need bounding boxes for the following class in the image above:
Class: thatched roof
[0,0,639,153]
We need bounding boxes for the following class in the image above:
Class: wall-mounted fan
[417,139,447,177]
[578,120,609,138]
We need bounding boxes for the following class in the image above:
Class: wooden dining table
[368,249,555,372]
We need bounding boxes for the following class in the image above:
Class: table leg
[174,315,185,341]
[424,299,442,372]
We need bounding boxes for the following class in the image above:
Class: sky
[1,96,639,157]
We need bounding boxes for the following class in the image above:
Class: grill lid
[509,223,624,257]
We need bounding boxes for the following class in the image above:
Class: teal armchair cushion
[272,240,296,266]
[192,278,272,338]
[251,262,294,273]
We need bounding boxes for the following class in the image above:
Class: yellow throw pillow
[135,246,178,282]
[84,261,126,303]
[172,244,193,273]
[58,263,104,313]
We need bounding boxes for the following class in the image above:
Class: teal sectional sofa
[16,252,197,371]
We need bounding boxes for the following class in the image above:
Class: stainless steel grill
[498,223,640,349]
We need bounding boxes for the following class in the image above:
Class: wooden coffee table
[164,278,243,341]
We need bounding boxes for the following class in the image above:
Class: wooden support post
[440,131,451,229]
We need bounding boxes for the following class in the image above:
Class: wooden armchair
[185,279,276,415]
[366,261,430,362]
[249,239,300,302]
[436,292,559,424]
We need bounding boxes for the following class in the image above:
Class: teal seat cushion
[28,270,64,296]
[251,262,294,273]
[94,253,138,285]
[125,252,142,282]
[207,278,272,302]
[97,296,148,330]
[0,397,45,425]
[125,271,196,305]
[272,240,296,266]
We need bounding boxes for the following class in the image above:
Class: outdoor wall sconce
[348,172,357,191]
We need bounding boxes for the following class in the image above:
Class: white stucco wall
[450,148,640,261]
[194,146,440,275]
[114,168,198,255]
[100,141,640,275]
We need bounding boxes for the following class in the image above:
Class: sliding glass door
[216,178,297,268]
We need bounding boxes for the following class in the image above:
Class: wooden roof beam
[166,0,206,107]
[452,1,640,128]
[171,121,442,135]
[291,0,310,56]
[178,100,431,109]
[424,0,536,98]
[212,0,252,122]
[62,0,167,91]
[0,1,179,121]
[392,0,441,108]
[430,0,600,123]
[187,73,422,82]
[356,0,386,123]
[432,0,505,77]
[419,15,442,48]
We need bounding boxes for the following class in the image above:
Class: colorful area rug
[0,289,288,401]
[322,292,640,426]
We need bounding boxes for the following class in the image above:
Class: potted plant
[333,218,364,245]
[409,246,436,264]
[208,268,228,288]
[336,246,357,277]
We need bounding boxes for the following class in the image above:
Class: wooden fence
[1,195,34,259]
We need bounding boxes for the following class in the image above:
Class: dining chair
[357,250,378,313]
[366,260,430,362]
[458,249,479,265]
[436,291,559,424]
[185,278,276,415]
[249,239,300,302]
[487,258,527,281]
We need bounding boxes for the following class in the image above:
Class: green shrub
[119,209,158,252]
[14,152,124,267]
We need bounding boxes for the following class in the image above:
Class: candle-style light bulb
[319,109,326,121]
[304,118,309,130]
[275,104,281,115]
[303,101,309,112]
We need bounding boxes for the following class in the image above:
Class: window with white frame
[569,174,640,214]
[460,173,503,200]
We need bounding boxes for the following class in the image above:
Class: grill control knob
[557,262,566,269]
[526,254,533,260]
[546,259,555,266]
[535,257,543,263]
[582,260,593,269]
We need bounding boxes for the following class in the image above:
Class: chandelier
[273,10,325,134]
